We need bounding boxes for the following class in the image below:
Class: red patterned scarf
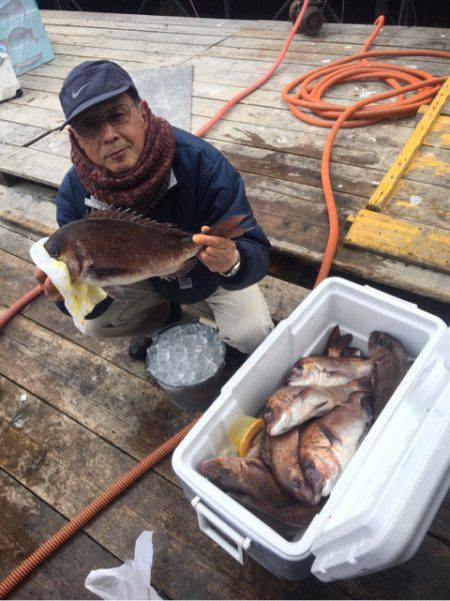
[70,104,175,216]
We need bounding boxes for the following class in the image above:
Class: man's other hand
[34,268,64,302]
[193,226,240,274]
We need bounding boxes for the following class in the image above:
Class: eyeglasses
[72,103,135,137]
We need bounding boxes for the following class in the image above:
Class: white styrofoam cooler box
[172,277,450,581]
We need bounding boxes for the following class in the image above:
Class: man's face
[70,93,148,174]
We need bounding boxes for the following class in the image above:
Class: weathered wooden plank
[334,534,450,600]
[0,120,46,147]
[13,78,426,152]
[234,25,450,44]
[0,311,194,461]
[404,146,450,188]
[50,42,192,64]
[0,469,115,600]
[345,209,450,273]
[384,178,450,230]
[14,75,428,121]
[15,78,445,158]
[0,180,57,235]
[40,23,450,56]
[27,53,184,79]
[221,31,450,52]
[40,10,252,28]
[203,44,449,68]
[18,74,62,94]
[212,139,380,197]
[0,103,63,130]
[191,95,421,143]
[49,34,211,56]
[0,143,68,187]
[13,90,63,113]
[41,17,239,36]
[45,24,225,46]
[249,21,450,38]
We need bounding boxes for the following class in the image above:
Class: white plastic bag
[85,531,161,600]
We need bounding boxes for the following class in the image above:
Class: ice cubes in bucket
[147,322,225,387]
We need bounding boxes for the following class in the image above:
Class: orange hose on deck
[0,285,43,329]
[281,15,450,285]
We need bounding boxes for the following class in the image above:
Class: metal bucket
[146,321,226,412]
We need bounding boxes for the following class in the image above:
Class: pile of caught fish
[200,325,409,538]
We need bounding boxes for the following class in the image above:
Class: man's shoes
[224,344,248,371]
[166,302,182,325]
[128,303,182,361]
[128,334,152,361]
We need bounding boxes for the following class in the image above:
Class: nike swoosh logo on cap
[72,82,90,98]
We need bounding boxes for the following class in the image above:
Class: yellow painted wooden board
[345,209,450,273]
[367,77,450,212]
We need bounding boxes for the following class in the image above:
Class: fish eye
[219,468,230,478]
[262,407,274,423]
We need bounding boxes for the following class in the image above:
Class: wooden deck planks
[1,12,449,599]
[0,470,113,601]
[1,218,449,599]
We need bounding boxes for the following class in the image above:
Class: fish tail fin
[207,215,253,240]
[325,325,353,357]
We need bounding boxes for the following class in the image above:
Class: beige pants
[82,281,274,354]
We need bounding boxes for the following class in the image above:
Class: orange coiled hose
[0,418,199,599]
[281,15,450,286]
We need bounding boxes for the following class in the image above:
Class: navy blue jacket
[55,127,270,311]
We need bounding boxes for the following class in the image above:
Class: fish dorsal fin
[85,209,189,235]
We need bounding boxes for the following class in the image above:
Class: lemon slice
[227,416,265,457]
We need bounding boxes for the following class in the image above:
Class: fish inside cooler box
[172,277,449,580]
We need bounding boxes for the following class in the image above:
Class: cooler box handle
[192,496,251,564]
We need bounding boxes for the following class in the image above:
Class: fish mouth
[43,239,60,260]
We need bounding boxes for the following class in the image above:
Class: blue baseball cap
[59,60,138,126]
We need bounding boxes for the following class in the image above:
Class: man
[35,60,273,365]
